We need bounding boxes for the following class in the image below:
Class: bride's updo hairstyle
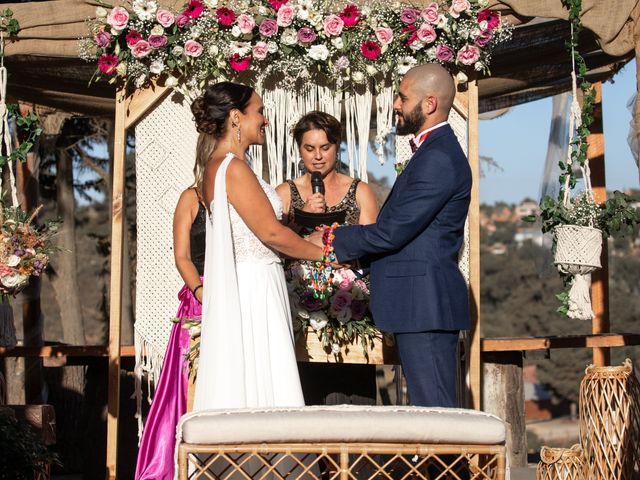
[191,82,254,138]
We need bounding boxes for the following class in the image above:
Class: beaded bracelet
[311,223,339,299]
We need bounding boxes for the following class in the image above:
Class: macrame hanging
[552,24,603,321]
[344,88,372,181]
[374,85,394,166]
[0,31,18,349]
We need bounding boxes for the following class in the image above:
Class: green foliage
[0,413,59,480]
[0,104,44,168]
[0,9,20,37]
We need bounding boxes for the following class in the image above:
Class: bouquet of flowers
[0,205,59,297]
[286,261,382,359]
[80,0,512,91]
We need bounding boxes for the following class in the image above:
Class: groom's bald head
[393,63,456,135]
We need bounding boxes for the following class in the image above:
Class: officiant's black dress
[287,179,377,405]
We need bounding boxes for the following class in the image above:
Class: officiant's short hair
[292,111,342,147]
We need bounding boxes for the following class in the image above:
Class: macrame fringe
[0,298,16,349]
[375,85,394,166]
[567,274,594,320]
[134,329,166,440]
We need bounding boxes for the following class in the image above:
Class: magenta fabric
[135,282,202,480]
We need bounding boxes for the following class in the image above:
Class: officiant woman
[276,110,379,405]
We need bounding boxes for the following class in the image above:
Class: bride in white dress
[191,82,323,411]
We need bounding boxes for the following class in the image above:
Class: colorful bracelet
[311,223,339,300]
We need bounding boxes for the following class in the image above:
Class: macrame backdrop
[133,85,472,428]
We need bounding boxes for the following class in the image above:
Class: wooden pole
[106,87,127,480]
[588,82,610,367]
[467,79,481,409]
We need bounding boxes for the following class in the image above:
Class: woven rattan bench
[176,405,506,479]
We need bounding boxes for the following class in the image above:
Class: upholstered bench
[176,405,506,479]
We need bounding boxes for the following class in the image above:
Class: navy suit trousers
[394,330,460,407]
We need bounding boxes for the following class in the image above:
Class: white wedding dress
[194,152,304,411]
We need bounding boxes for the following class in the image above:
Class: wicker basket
[553,225,602,275]
[536,444,587,480]
[579,359,640,479]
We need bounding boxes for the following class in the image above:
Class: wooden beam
[587,82,610,367]
[0,345,136,358]
[106,86,128,480]
[467,79,481,410]
[124,83,171,129]
[481,333,640,352]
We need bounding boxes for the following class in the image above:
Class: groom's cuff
[333,224,359,262]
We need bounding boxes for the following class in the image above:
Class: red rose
[184,0,204,19]
[230,53,251,72]
[125,30,142,46]
[216,7,236,27]
[97,53,119,75]
[339,4,360,27]
[361,40,381,60]
[400,25,418,45]
[268,0,289,10]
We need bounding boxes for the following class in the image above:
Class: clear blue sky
[368,59,639,205]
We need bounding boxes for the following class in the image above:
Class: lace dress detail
[287,178,361,225]
[226,173,283,264]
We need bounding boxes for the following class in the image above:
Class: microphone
[311,171,325,195]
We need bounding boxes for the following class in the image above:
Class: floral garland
[81,0,511,91]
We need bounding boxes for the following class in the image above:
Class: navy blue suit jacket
[332,124,471,333]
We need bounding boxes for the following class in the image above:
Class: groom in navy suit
[330,64,471,407]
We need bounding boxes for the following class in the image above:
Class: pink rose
[330,289,352,312]
[237,14,256,34]
[106,6,129,31]
[230,53,251,72]
[276,5,295,27]
[417,23,436,44]
[354,279,369,295]
[95,31,111,48]
[474,29,493,47]
[449,0,471,18]
[436,44,454,62]
[338,269,356,290]
[421,3,439,23]
[184,39,203,57]
[400,8,419,24]
[148,34,167,48]
[477,9,500,30]
[457,44,480,65]
[131,40,152,58]
[156,9,175,27]
[175,13,191,28]
[297,27,316,44]
[252,41,268,59]
[323,15,344,37]
[259,18,279,37]
[126,30,142,46]
[97,53,119,74]
[0,265,13,277]
[374,27,393,45]
[183,0,204,19]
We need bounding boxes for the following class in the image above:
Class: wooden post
[482,351,527,469]
[588,82,610,367]
[467,79,481,409]
[106,87,127,480]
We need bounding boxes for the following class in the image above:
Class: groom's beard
[396,103,426,136]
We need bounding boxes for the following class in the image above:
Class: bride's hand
[303,192,326,213]
[306,230,324,247]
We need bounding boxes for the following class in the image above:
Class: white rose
[307,44,329,61]
[150,24,164,36]
[478,0,489,6]
[164,75,179,87]
[475,61,486,72]
[96,6,108,18]
[331,37,344,50]
[258,6,268,15]
[281,28,298,46]
[297,308,310,320]
[6,255,20,267]
[231,25,242,37]
[352,71,365,84]
[267,41,278,53]
[203,0,218,7]
[209,44,219,55]
[410,40,425,52]
[297,7,309,20]
[172,45,184,56]
[309,311,328,331]
[116,62,128,75]
[149,59,165,74]
[456,71,469,84]
[366,64,378,76]
[308,11,323,26]
[1,272,28,289]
